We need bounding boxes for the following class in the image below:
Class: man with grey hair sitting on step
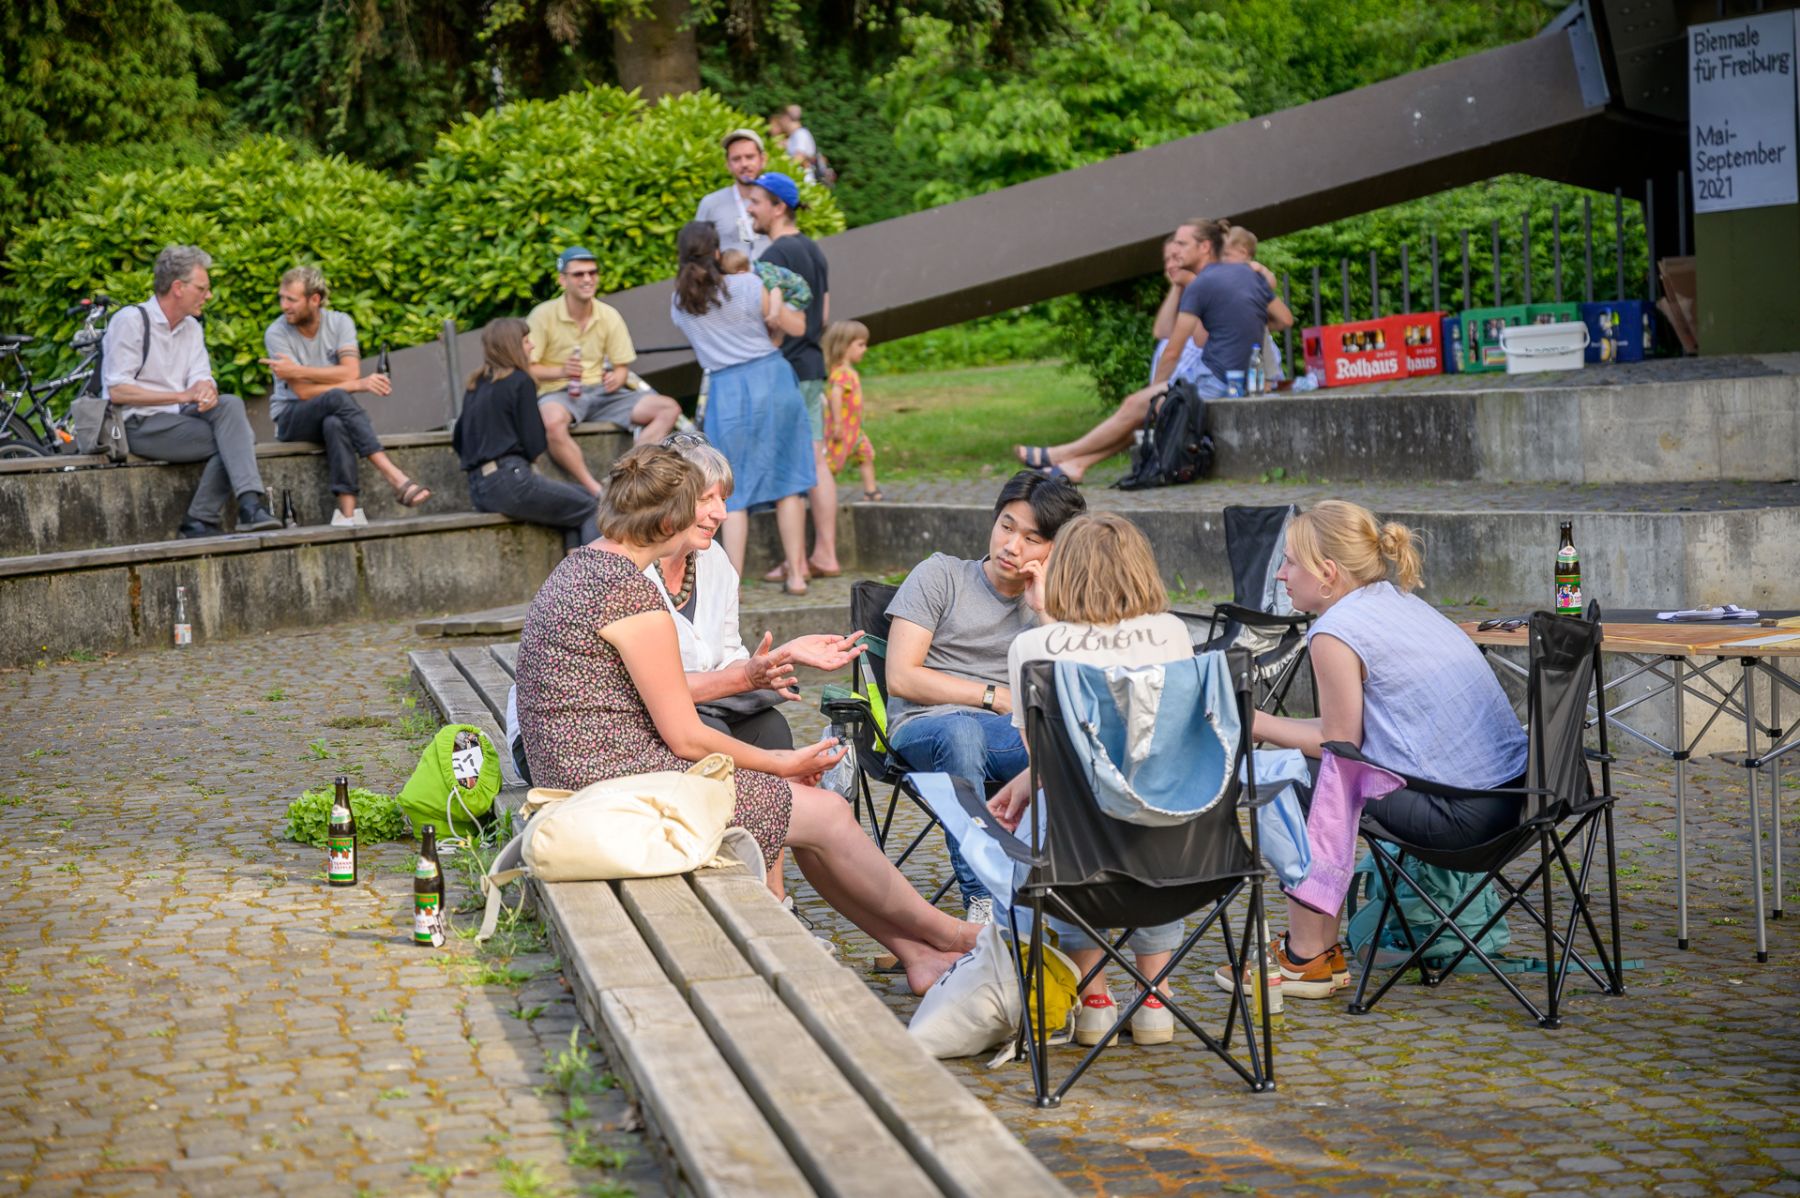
[102,244,281,538]
[262,265,431,527]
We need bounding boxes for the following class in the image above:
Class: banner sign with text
[1688,11,1798,214]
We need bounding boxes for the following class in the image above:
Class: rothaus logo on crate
[1331,354,1405,383]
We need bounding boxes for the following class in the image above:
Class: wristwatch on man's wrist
[981,684,997,711]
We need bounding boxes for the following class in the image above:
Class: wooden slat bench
[410,640,1069,1198]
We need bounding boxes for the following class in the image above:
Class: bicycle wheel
[0,413,49,457]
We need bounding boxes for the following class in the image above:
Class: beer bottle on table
[414,825,444,946]
[327,776,357,887]
[1555,522,1583,616]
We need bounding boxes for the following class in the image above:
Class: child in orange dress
[820,320,881,501]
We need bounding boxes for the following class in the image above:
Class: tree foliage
[0,0,228,241]
[878,0,1245,209]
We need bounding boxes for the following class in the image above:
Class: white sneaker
[329,510,358,528]
[1129,994,1175,1045]
[965,897,995,925]
[351,507,368,526]
[1074,993,1120,1047]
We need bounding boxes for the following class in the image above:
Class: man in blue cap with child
[746,171,843,581]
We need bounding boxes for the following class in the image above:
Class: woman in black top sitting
[454,318,600,550]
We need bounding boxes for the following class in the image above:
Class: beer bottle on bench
[413,825,444,946]
[327,776,357,887]
[1555,522,1583,616]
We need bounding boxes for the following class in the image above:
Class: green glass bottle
[413,825,444,946]
[327,776,356,887]
[1556,522,1583,616]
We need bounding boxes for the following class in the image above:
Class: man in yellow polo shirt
[526,246,681,495]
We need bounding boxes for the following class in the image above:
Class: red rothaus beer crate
[1301,318,1407,388]
[1387,311,1447,377]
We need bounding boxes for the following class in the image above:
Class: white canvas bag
[478,754,737,940]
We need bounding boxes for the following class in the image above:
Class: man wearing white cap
[694,129,772,261]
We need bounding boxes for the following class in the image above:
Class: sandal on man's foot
[861,489,886,502]
[393,478,432,507]
[1017,445,1052,470]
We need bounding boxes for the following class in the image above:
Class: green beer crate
[1460,303,1581,372]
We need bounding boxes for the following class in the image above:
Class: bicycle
[0,295,116,459]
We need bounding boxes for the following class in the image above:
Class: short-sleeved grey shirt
[694,185,769,260]
[264,309,359,423]
[884,553,1038,732]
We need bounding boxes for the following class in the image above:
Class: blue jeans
[888,709,1029,908]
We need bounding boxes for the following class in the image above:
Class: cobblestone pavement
[783,708,1800,1197]
[8,616,1799,1198]
[0,623,659,1198]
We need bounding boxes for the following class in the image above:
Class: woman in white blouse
[648,433,867,898]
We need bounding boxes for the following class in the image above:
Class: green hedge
[2,87,845,405]
[1,137,424,400]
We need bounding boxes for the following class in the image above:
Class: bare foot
[904,945,971,996]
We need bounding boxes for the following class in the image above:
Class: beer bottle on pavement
[413,825,445,946]
[1555,522,1583,616]
[327,776,357,887]
[173,585,192,647]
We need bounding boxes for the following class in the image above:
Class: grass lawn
[850,361,1108,482]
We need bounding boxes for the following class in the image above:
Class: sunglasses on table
[1475,617,1529,632]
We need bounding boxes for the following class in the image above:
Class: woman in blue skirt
[669,221,817,595]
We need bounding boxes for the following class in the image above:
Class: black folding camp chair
[1329,603,1624,1027]
[1200,505,1312,716]
[948,649,1274,1106]
[830,581,960,902]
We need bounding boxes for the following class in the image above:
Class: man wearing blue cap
[526,246,681,495]
[746,172,839,580]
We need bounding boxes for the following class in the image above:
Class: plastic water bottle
[820,725,858,801]
[1246,346,1264,396]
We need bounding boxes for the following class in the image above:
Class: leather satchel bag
[71,303,145,462]
[478,753,738,939]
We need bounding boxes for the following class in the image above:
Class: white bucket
[1497,321,1590,373]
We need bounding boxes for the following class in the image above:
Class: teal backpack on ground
[398,725,501,839]
[1345,850,1511,970]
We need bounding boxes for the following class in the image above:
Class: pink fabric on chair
[1288,750,1405,914]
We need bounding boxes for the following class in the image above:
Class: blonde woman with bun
[1216,499,1527,1003]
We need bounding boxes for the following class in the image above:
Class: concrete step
[1208,356,1800,485]
[0,423,630,557]
[856,478,1800,612]
[0,512,565,667]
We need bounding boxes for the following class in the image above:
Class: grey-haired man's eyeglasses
[661,432,710,449]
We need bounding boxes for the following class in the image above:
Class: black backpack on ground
[1114,377,1213,490]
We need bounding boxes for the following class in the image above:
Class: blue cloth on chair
[1054,655,1240,827]
[1240,749,1314,888]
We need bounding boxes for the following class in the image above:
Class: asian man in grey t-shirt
[884,471,1086,919]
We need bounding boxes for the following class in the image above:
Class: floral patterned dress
[514,546,792,869]
[824,364,875,473]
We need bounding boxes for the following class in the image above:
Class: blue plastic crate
[1581,300,1653,364]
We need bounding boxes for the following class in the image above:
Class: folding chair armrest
[1322,741,1555,801]
[1214,602,1310,631]
[1583,748,1616,764]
